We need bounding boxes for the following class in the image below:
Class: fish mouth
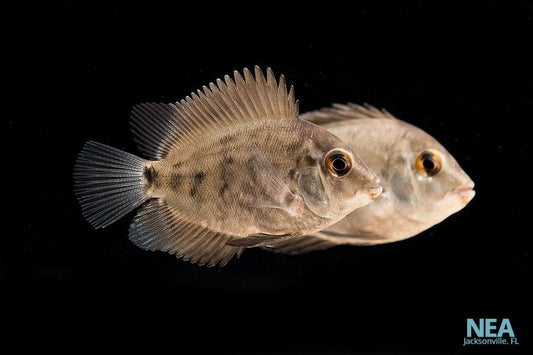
[454,181,475,205]
[365,178,383,200]
[351,178,382,209]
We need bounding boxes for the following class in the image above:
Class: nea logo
[464,318,519,346]
[467,318,514,337]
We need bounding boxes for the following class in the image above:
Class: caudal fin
[74,141,147,229]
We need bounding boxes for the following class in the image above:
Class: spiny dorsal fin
[130,66,299,160]
[301,103,397,126]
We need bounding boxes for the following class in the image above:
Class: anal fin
[129,200,244,267]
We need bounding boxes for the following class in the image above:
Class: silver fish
[270,103,475,254]
[74,68,382,267]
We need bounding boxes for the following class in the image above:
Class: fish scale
[153,120,318,237]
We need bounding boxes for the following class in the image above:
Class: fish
[73,68,382,267]
[269,103,475,255]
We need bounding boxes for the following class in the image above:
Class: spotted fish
[74,68,382,266]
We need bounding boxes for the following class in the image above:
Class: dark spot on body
[246,156,259,183]
[173,162,183,169]
[143,166,158,187]
[219,135,236,146]
[189,171,206,197]
[219,181,229,197]
[195,171,206,181]
[170,172,182,190]
[288,168,297,180]
[218,153,234,197]
[223,154,234,165]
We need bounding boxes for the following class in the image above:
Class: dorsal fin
[130,66,299,160]
[301,103,397,126]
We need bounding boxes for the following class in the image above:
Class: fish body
[270,103,475,254]
[74,68,381,266]
[145,118,376,238]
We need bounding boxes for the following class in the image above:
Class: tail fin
[74,141,148,228]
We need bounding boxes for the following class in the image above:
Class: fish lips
[366,182,383,200]
[451,180,476,206]
[353,179,383,207]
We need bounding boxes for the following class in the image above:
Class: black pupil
[423,157,435,171]
[332,158,347,171]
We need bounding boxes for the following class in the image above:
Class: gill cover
[298,166,332,218]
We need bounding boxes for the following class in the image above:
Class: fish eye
[325,149,352,177]
[416,150,442,177]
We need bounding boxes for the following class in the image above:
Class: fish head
[297,129,382,220]
[386,127,475,227]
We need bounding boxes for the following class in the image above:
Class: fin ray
[129,200,244,267]
[265,234,342,255]
[130,66,298,160]
[302,103,397,126]
[74,141,147,229]
[227,233,293,247]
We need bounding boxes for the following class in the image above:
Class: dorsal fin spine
[223,74,250,120]
[245,67,268,117]
[187,93,213,132]
[199,86,218,118]
[205,84,238,126]
[207,82,234,122]
[196,89,220,125]
[265,68,278,116]
[130,67,298,160]
[254,66,274,117]
[238,69,261,118]
[216,78,244,121]
[277,75,288,116]
[288,86,296,116]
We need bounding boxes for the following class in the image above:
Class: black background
[3,1,531,353]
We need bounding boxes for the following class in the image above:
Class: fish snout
[455,180,475,205]
[351,177,383,210]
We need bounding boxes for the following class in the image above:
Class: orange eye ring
[325,149,352,177]
[416,150,442,176]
